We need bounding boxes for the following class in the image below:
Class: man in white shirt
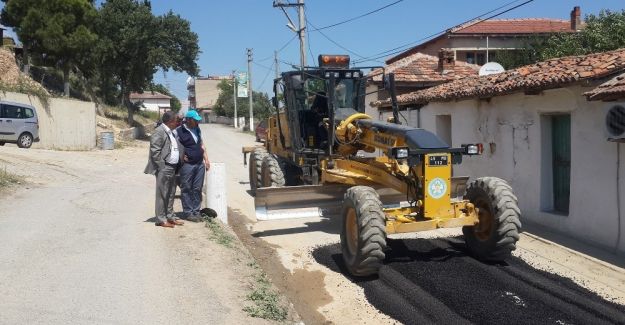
[176,110,210,222]
[144,111,185,228]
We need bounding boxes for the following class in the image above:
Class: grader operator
[246,55,521,277]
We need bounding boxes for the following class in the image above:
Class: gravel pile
[312,237,625,324]
[0,48,47,93]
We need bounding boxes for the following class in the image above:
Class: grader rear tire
[340,186,387,277]
[249,148,268,194]
[261,154,287,187]
[463,177,522,262]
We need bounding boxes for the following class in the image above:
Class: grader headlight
[462,143,483,155]
[389,146,410,159]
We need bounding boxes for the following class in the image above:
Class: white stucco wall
[380,86,625,253]
[1,92,96,150]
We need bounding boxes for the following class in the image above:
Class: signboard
[237,72,248,98]
[479,62,505,76]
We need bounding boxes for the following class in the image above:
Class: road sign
[237,73,248,98]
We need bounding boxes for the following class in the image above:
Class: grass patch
[204,218,235,248]
[100,105,156,128]
[243,271,288,321]
[0,167,21,187]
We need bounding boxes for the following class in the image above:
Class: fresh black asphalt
[312,237,625,325]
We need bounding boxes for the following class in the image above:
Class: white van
[0,101,40,148]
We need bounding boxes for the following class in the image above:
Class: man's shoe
[156,221,175,228]
[169,219,184,226]
[187,214,202,223]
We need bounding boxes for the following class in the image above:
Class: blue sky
[2,0,625,103]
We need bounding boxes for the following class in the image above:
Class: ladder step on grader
[243,54,521,277]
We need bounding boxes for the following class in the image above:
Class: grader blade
[254,185,405,221]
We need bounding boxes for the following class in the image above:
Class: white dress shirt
[183,124,198,143]
[162,124,179,165]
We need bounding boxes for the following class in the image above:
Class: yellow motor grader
[246,55,521,276]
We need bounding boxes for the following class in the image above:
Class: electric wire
[305,18,370,61]
[311,0,405,31]
[305,7,316,66]
[257,61,275,91]
[253,61,273,71]
[257,34,298,62]
[352,0,534,64]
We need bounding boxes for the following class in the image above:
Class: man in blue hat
[176,109,210,222]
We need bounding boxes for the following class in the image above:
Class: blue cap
[185,110,202,121]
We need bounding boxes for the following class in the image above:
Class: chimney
[438,49,455,72]
[570,6,581,31]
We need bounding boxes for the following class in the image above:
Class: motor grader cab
[246,55,521,277]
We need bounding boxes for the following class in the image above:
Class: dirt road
[202,124,625,324]
[0,143,276,325]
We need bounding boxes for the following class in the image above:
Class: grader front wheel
[340,186,387,277]
[249,148,268,195]
[463,177,522,262]
[261,154,287,187]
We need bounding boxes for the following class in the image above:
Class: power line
[304,6,316,66]
[257,34,298,62]
[253,61,274,71]
[257,61,275,91]
[305,18,370,61]
[352,0,533,64]
[311,0,404,32]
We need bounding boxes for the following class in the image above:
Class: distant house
[187,76,230,121]
[367,7,583,117]
[373,49,625,254]
[129,91,171,113]
[387,6,581,66]
[365,50,480,117]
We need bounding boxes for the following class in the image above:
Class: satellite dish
[479,62,505,76]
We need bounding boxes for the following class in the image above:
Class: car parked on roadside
[255,119,268,142]
[0,101,40,148]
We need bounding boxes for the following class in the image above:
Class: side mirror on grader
[244,55,521,277]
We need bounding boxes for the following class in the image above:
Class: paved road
[0,141,270,325]
[203,125,625,324]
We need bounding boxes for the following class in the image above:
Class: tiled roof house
[371,48,625,255]
[374,48,625,107]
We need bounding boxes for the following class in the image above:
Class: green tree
[540,9,625,60]
[95,0,199,124]
[1,0,98,96]
[213,79,273,122]
[1,0,38,73]
[494,9,625,69]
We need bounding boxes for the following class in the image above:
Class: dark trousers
[155,164,177,224]
[180,162,205,216]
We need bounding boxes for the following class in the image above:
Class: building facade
[129,91,171,113]
[187,76,231,120]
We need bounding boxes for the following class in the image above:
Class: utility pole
[232,70,238,129]
[274,51,280,108]
[273,0,306,70]
[247,48,254,132]
[297,0,306,70]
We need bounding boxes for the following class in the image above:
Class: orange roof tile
[374,48,625,107]
[585,72,625,101]
[451,18,574,35]
[129,91,172,100]
[371,53,479,84]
